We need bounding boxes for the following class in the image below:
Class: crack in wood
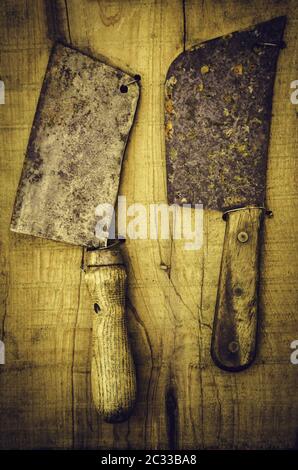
[166,386,178,450]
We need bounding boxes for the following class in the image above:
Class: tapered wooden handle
[84,259,136,422]
[211,207,264,371]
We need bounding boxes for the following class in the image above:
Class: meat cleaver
[165,17,286,371]
[11,43,139,421]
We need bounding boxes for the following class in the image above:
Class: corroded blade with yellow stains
[165,16,286,211]
[165,17,286,372]
[11,43,139,247]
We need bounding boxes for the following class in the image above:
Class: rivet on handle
[228,341,239,353]
[237,231,249,243]
[233,286,243,297]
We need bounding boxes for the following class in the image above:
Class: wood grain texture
[0,0,298,450]
[85,257,136,423]
[211,208,264,371]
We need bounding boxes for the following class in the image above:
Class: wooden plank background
[0,0,297,449]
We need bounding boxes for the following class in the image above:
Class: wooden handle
[211,207,264,371]
[84,251,136,422]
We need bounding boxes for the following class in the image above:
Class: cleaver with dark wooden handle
[10,43,139,421]
[165,17,286,371]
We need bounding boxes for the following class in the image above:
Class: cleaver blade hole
[120,84,128,93]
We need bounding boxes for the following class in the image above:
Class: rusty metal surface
[165,17,286,211]
[11,43,139,247]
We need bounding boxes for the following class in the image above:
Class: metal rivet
[234,286,243,297]
[228,341,239,353]
[237,231,249,243]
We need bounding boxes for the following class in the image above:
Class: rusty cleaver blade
[165,17,286,371]
[11,43,139,421]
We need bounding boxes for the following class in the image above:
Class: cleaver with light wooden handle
[165,17,286,371]
[10,43,139,422]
